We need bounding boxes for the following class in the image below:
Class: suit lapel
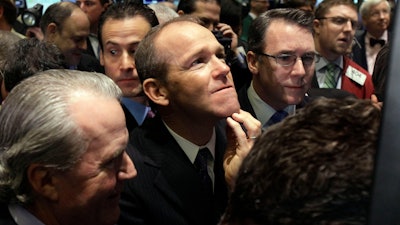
[133,117,227,225]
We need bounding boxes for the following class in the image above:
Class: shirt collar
[8,204,45,225]
[163,121,216,164]
[247,81,295,126]
[121,97,149,126]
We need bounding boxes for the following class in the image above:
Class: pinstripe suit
[118,116,228,225]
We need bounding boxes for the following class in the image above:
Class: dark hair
[314,0,356,19]
[177,0,221,14]
[220,0,242,35]
[0,0,17,25]
[221,97,380,225]
[248,8,314,54]
[3,38,65,92]
[285,0,314,11]
[40,2,79,34]
[98,1,159,50]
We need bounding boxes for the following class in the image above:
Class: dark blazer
[237,82,355,119]
[121,104,139,133]
[0,204,17,225]
[118,116,228,225]
[352,30,368,71]
[77,53,104,74]
[372,43,389,101]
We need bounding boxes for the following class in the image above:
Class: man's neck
[162,113,217,146]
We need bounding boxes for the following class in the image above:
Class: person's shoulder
[345,56,371,76]
[0,204,17,225]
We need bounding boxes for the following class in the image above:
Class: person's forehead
[325,4,357,17]
[156,21,219,59]
[265,20,314,51]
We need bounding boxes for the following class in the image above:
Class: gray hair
[148,3,179,24]
[0,69,122,204]
[359,0,390,19]
[0,30,22,70]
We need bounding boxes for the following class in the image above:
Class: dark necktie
[264,110,289,128]
[194,148,213,197]
[370,38,385,47]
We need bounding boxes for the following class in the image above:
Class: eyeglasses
[256,52,319,67]
[317,16,360,30]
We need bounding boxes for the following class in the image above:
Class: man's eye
[110,50,118,55]
[278,54,294,63]
[332,17,346,24]
[191,59,204,66]
[302,55,315,65]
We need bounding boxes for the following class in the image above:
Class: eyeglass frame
[316,16,360,30]
[255,52,319,67]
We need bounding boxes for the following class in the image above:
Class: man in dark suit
[98,2,159,131]
[352,0,391,74]
[312,0,374,100]
[118,17,261,225]
[238,8,316,130]
[40,2,103,73]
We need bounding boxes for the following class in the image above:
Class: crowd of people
[0,0,391,224]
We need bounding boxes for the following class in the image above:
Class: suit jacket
[352,30,368,71]
[77,53,104,74]
[121,104,139,133]
[118,116,228,225]
[237,82,355,119]
[372,44,389,101]
[312,56,374,99]
[0,204,17,225]
[239,14,253,43]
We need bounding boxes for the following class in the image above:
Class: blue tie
[264,110,288,128]
[194,148,213,197]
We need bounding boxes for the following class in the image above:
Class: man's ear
[27,164,58,201]
[313,19,321,35]
[100,49,105,66]
[143,78,169,106]
[45,23,58,41]
[177,10,185,16]
[247,51,260,75]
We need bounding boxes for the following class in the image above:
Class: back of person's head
[248,8,314,54]
[220,0,242,35]
[148,3,179,24]
[314,0,356,19]
[220,97,380,225]
[0,0,17,27]
[177,0,221,14]
[3,38,65,93]
[285,0,314,12]
[359,0,390,19]
[0,69,122,205]
[98,1,159,50]
[0,30,21,69]
[40,2,79,35]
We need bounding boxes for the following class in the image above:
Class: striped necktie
[324,63,337,88]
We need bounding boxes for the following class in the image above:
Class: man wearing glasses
[238,8,320,130]
[312,0,374,99]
